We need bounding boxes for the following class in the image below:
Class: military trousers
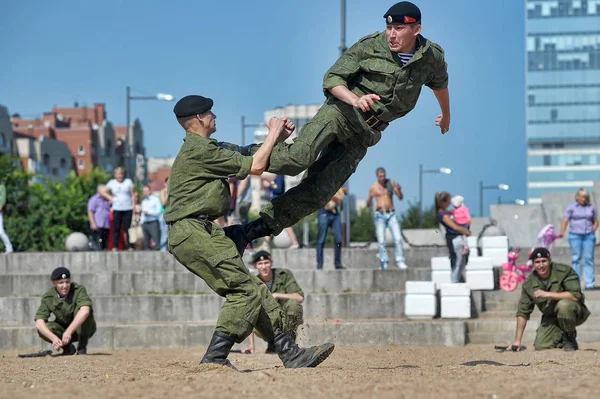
[534,299,590,350]
[256,299,304,341]
[168,218,284,343]
[253,103,377,235]
[38,316,96,345]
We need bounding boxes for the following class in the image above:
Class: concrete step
[0,248,447,274]
[0,291,405,325]
[467,330,600,345]
[0,319,466,352]
[482,290,600,312]
[0,269,431,297]
[467,318,600,333]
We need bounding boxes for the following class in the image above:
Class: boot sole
[296,343,335,368]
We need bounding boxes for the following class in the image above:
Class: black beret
[384,1,421,24]
[529,247,551,261]
[173,95,213,118]
[251,250,272,264]
[51,267,71,281]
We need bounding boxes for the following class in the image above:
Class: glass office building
[526,0,600,203]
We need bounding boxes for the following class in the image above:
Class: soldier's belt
[361,110,389,132]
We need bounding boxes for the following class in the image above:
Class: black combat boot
[200,332,238,370]
[224,218,273,256]
[271,333,335,368]
[61,343,77,356]
[563,331,578,352]
[77,335,89,355]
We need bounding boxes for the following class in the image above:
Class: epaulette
[359,32,380,42]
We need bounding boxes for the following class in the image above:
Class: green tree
[400,201,439,229]
[350,206,376,242]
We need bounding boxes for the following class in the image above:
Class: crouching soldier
[244,250,304,354]
[511,247,590,351]
[34,267,96,355]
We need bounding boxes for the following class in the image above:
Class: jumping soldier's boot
[224,218,273,256]
[563,331,578,352]
[61,343,77,356]
[271,333,335,368]
[265,342,276,354]
[200,332,238,370]
[77,335,89,355]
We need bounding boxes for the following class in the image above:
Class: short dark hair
[376,167,386,175]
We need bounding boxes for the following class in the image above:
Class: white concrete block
[466,257,493,270]
[466,270,495,290]
[431,257,451,270]
[467,236,478,248]
[432,270,452,290]
[405,294,437,319]
[405,281,436,295]
[482,247,508,266]
[481,236,508,249]
[440,283,471,297]
[441,296,472,319]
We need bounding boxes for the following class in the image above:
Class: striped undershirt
[397,52,415,65]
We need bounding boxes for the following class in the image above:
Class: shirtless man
[367,167,407,269]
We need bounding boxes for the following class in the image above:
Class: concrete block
[405,281,436,295]
[431,257,451,270]
[183,323,216,348]
[432,270,452,290]
[482,247,508,266]
[467,236,478,248]
[113,324,184,350]
[404,294,437,319]
[481,236,508,249]
[440,283,471,297]
[441,296,471,319]
[466,270,495,291]
[466,257,493,270]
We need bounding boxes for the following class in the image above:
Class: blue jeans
[374,211,405,268]
[568,232,596,288]
[316,211,342,268]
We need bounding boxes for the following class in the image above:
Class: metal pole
[241,115,245,146]
[340,0,350,247]
[418,163,423,227]
[340,0,347,54]
[479,180,484,217]
[126,86,130,171]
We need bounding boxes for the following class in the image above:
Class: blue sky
[0,0,526,216]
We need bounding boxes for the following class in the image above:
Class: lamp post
[479,181,509,216]
[418,164,452,217]
[126,87,174,181]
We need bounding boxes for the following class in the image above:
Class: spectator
[435,191,471,283]
[87,184,111,250]
[226,177,238,226]
[451,195,471,256]
[511,247,590,351]
[559,188,598,290]
[129,192,144,250]
[0,179,14,253]
[104,167,135,251]
[367,167,407,269]
[243,250,304,354]
[262,175,300,250]
[159,177,169,252]
[316,188,347,270]
[141,185,162,250]
[34,267,96,355]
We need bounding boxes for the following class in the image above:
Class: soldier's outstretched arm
[249,117,289,175]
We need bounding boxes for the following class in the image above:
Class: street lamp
[479,181,509,216]
[418,163,452,212]
[126,86,174,180]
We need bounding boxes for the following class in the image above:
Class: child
[451,195,471,255]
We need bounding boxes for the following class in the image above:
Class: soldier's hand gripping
[353,94,381,112]
[435,114,450,134]
[278,117,295,143]
[266,117,288,142]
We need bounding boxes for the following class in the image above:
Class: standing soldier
[164,95,334,370]
[223,2,452,254]
[34,267,96,355]
[0,179,13,253]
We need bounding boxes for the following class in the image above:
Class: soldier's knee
[556,299,577,317]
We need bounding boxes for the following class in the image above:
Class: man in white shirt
[141,185,163,250]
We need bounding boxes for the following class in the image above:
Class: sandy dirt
[1,344,599,399]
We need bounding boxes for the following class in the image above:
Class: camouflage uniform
[257,268,304,340]
[34,283,96,344]
[251,32,448,234]
[165,133,284,343]
[516,263,590,350]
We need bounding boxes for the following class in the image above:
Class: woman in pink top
[451,195,471,255]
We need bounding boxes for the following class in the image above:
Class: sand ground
[1,344,599,399]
